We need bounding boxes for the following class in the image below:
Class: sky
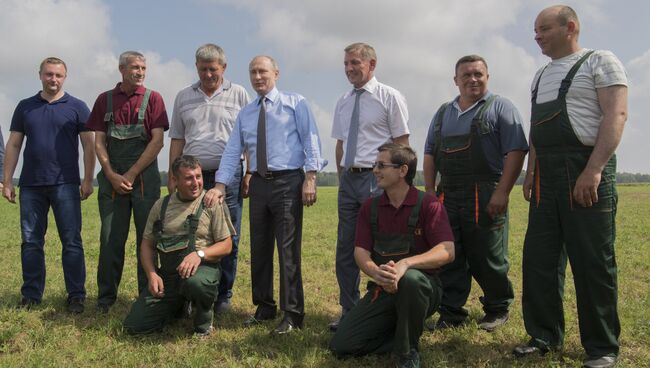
[1,0,648,176]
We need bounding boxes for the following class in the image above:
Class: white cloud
[0,0,195,177]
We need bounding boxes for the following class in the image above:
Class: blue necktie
[344,89,364,168]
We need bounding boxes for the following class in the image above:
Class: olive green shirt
[143,192,235,252]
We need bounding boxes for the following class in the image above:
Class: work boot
[478,311,509,332]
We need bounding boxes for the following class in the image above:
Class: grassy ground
[0,184,648,367]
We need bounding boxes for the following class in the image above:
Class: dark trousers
[336,170,382,312]
[123,262,220,334]
[330,270,441,357]
[249,171,305,319]
[19,184,86,302]
[522,171,620,357]
[202,163,243,302]
[437,182,513,322]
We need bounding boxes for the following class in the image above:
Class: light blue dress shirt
[216,87,327,186]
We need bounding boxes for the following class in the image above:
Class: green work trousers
[522,157,619,357]
[329,269,441,357]
[97,160,160,306]
[124,262,220,334]
[437,181,513,322]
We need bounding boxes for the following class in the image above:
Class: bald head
[534,5,580,59]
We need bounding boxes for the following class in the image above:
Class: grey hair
[250,55,279,71]
[344,42,377,62]
[119,51,146,67]
[195,43,226,65]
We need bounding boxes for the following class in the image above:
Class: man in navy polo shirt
[2,57,95,313]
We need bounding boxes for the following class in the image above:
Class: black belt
[348,167,373,173]
[253,169,301,179]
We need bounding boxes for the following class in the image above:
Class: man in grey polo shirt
[330,42,410,331]
[168,43,251,313]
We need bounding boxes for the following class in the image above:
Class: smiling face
[454,61,489,104]
[344,50,376,89]
[173,165,204,201]
[249,56,278,96]
[196,59,226,94]
[119,56,146,90]
[39,62,66,97]
[373,150,406,190]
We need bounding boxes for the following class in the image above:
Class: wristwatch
[196,250,205,260]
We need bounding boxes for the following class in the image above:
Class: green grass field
[0,185,648,367]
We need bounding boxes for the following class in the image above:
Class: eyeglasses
[372,161,402,170]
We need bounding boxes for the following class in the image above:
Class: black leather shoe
[271,317,302,335]
[513,344,549,358]
[18,297,40,310]
[96,303,111,314]
[243,307,277,327]
[66,297,85,314]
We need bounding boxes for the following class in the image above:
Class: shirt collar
[378,186,419,207]
[36,91,69,104]
[452,90,492,115]
[349,76,379,98]
[258,86,279,104]
[114,82,146,96]
[192,79,232,93]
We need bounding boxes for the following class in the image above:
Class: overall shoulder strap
[103,90,114,123]
[406,191,426,233]
[558,50,595,99]
[370,195,381,235]
[137,89,152,125]
[186,192,206,252]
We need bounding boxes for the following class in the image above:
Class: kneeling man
[330,144,454,368]
[124,155,234,336]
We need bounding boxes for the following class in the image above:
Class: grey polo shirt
[169,80,251,170]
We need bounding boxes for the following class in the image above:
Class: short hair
[195,43,226,65]
[119,51,146,67]
[344,42,377,62]
[39,57,67,74]
[377,143,418,186]
[171,155,202,177]
[249,55,279,71]
[455,54,488,74]
[556,5,579,27]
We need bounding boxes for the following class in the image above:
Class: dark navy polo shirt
[10,92,90,186]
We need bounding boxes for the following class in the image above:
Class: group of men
[1,4,627,368]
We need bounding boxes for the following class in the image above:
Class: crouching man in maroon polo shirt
[329,143,455,368]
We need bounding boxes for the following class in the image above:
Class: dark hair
[171,155,201,177]
[377,143,417,186]
[455,54,488,74]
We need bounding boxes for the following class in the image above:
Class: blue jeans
[19,184,86,302]
[202,163,243,302]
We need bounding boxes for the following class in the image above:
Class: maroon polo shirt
[355,186,454,272]
[86,83,169,139]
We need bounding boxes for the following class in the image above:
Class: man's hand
[177,251,201,279]
[2,183,16,203]
[148,273,165,298]
[107,172,133,194]
[204,183,226,207]
[523,173,533,202]
[80,179,94,200]
[486,189,508,219]
[241,173,251,198]
[302,171,317,206]
[380,260,409,294]
[573,168,601,207]
[371,262,397,289]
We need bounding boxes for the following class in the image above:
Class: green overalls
[522,51,620,357]
[330,191,442,360]
[433,95,513,323]
[123,193,221,334]
[97,89,161,307]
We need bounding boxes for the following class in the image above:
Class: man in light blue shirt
[205,55,326,335]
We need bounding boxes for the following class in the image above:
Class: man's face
[249,57,278,96]
[344,51,375,89]
[196,60,226,92]
[119,57,146,89]
[534,10,569,59]
[173,166,204,201]
[454,61,489,103]
[39,63,66,95]
[373,151,405,190]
